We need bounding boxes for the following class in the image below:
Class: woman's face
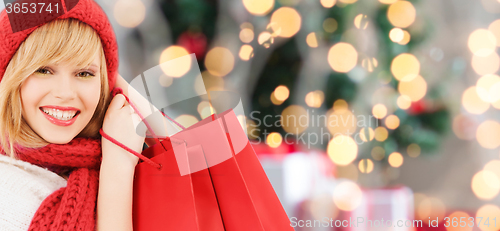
[20,54,101,144]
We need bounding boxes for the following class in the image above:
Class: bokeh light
[471,52,500,75]
[305,90,324,108]
[398,75,427,102]
[243,0,274,16]
[271,92,284,105]
[205,47,235,77]
[398,30,411,45]
[471,170,500,200]
[489,19,500,46]
[306,32,318,47]
[468,29,497,56]
[175,114,199,128]
[258,31,274,48]
[240,22,254,30]
[407,143,421,158]
[328,42,358,73]
[475,204,500,231]
[281,105,309,134]
[484,160,500,182]
[239,28,254,43]
[359,127,375,142]
[476,74,500,102]
[323,18,338,33]
[320,0,337,8]
[490,82,500,104]
[239,45,254,61]
[197,101,215,119]
[476,120,500,149]
[385,115,400,130]
[372,104,387,119]
[391,53,420,81]
[387,1,416,28]
[389,28,404,43]
[333,181,363,211]
[159,45,191,78]
[270,7,302,38]
[114,0,146,28]
[371,146,385,160]
[354,14,369,29]
[358,159,374,173]
[275,85,290,101]
[388,152,403,167]
[374,127,389,142]
[333,99,349,111]
[397,95,412,109]
[361,57,378,72]
[494,99,500,109]
[462,86,490,114]
[267,132,283,148]
[327,135,358,166]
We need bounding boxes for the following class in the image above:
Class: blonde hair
[0,18,111,158]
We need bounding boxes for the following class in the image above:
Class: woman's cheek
[20,76,49,115]
[79,78,101,112]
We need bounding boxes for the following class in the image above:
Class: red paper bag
[106,86,292,230]
[171,109,293,231]
[132,136,225,231]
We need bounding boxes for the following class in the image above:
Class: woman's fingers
[108,94,127,111]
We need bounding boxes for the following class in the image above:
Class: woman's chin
[41,133,77,144]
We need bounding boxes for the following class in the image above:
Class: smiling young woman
[0,18,110,155]
[0,1,149,230]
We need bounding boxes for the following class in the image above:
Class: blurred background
[92,0,500,230]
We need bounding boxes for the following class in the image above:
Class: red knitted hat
[0,0,118,90]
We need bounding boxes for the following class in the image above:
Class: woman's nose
[52,75,77,100]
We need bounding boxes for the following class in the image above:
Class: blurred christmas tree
[154,0,451,167]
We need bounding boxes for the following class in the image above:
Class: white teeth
[41,108,77,121]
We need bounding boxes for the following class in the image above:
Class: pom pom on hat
[0,0,118,90]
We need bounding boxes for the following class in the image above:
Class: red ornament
[177,31,207,60]
[408,100,427,115]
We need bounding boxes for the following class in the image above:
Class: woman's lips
[39,107,80,126]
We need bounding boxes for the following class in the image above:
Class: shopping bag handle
[99,87,184,170]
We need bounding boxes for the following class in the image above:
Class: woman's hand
[101,93,145,169]
[97,75,149,231]
[114,74,173,147]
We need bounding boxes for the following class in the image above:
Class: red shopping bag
[100,88,225,231]
[101,88,293,230]
[132,140,225,231]
[172,108,293,231]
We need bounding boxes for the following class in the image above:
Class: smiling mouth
[40,107,81,121]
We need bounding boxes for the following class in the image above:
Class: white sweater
[0,155,67,231]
